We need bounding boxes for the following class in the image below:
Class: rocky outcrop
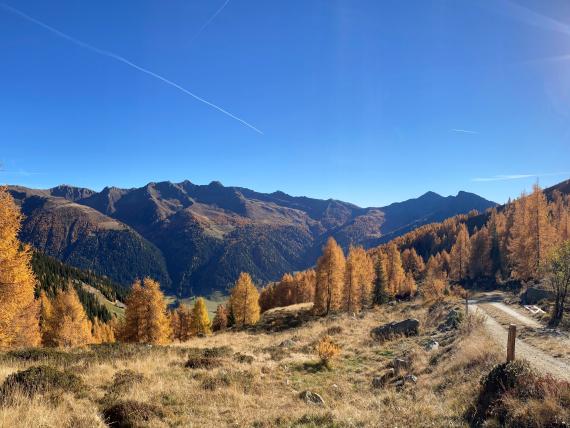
[371,319,420,341]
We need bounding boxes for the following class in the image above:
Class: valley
[8,182,496,296]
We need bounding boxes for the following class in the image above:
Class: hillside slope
[9,182,496,296]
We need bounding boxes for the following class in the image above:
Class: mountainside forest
[8,181,496,296]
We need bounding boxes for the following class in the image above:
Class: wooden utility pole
[507,324,517,362]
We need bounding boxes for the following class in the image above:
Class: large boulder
[521,287,554,305]
[371,318,420,341]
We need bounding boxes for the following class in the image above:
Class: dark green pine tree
[373,254,389,305]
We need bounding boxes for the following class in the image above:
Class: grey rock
[404,374,418,384]
[371,318,420,341]
[299,390,325,406]
[372,368,395,388]
[438,308,463,332]
[425,339,439,351]
[390,358,409,374]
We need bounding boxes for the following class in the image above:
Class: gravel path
[487,302,542,328]
[472,303,570,382]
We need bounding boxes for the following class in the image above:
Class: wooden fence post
[507,324,516,362]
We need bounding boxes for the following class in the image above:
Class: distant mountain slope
[8,181,497,296]
[31,251,127,322]
[9,186,171,288]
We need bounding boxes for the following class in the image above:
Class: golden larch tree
[313,237,345,315]
[229,272,261,327]
[0,186,40,349]
[39,290,55,346]
[385,243,405,297]
[212,304,228,332]
[191,297,211,336]
[450,223,471,280]
[400,271,418,297]
[343,246,374,312]
[469,226,492,278]
[402,248,425,280]
[49,286,92,348]
[123,277,171,344]
[92,317,115,344]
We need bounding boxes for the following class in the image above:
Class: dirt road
[469,296,570,382]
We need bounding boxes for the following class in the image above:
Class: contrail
[472,172,570,182]
[193,0,232,40]
[451,129,478,135]
[0,2,263,134]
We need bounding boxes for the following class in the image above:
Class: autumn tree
[92,317,115,344]
[123,277,171,344]
[450,223,471,280]
[422,272,446,301]
[546,241,570,326]
[341,247,373,310]
[402,248,425,280]
[38,290,54,346]
[385,243,405,297]
[487,209,508,278]
[295,269,316,303]
[212,304,228,332]
[509,186,555,280]
[400,271,417,297]
[172,304,193,341]
[313,237,345,315]
[469,226,492,278]
[48,286,92,347]
[372,252,389,305]
[0,186,40,349]
[191,297,211,336]
[343,246,363,313]
[229,272,260,327]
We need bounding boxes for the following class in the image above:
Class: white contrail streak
[193,0,231,40]
[472,172,570,182]
[0,2,263,134]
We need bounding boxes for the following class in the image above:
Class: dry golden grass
[0,299,505,427]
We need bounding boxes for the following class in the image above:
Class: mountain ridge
[8,180,497,296]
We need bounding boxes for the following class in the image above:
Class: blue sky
[1,0,569,207]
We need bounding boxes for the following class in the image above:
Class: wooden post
[507,324,516,362]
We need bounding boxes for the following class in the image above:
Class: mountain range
[8,181,497,296]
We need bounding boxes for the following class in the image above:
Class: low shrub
[102,400,164,428]
[316,336,340,369]
[0,365,84,403]
[326,325,343,336]
[187,346,232,359]
[185,356,222,369]
[109,369,145,394]
[234,353,255,364]
[470,360,570,427]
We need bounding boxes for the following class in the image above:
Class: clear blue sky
[1,0,569,207]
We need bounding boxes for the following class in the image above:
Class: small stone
[425,339,439,351]
[299,390,325,406]
[404,374,417,384]
[372,368,395,388]
[390,358,409,374]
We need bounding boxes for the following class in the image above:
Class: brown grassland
[0,297,567,427]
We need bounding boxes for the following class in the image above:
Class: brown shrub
[316,336,341,369]
[0,366,84,403]
[102,400,164,428]
[470,360,570,427]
